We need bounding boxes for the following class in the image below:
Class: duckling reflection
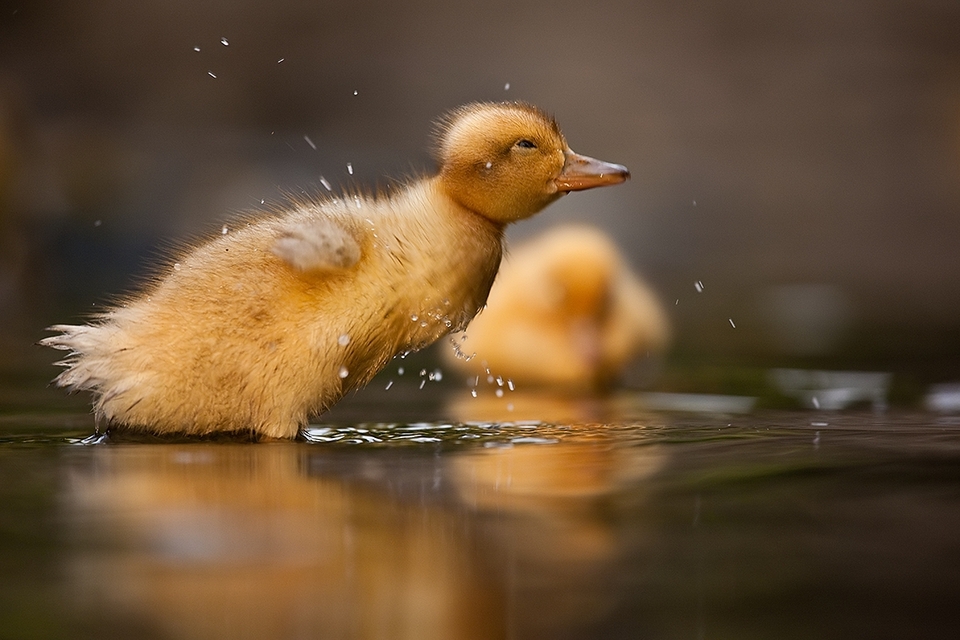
[64,445,504,640]
[445,224,670,393]
[450,441,664,636]
[63,438,664,639]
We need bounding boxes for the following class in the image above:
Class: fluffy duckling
[446,224,669,391]
[42,102,629,438]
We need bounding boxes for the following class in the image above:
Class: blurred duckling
[42,102,629,438]
[446,224,669,392]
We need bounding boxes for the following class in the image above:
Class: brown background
[2,0,959,388]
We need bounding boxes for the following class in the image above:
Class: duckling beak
[554,151,630,192]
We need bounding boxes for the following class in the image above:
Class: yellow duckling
[42,102,629,438]
[446,224,669,392]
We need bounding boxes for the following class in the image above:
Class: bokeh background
[2,0,959,403]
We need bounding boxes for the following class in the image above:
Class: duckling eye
[515,139,537,150]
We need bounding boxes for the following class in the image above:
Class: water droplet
[419,380,426,390]
[506,403,514,411]
[695,280,704,293]
[487,375,494,384]
[320,176,332,191]
[93,220,102,227]
[504,82,510,90]
[398,367,405,376]
[207,71,217,78]
[221,225,228,235]
[495,388,504,398]
[495,376,503,387]
[193,46,201,52]
[411,314,419,322]
[354,195,362,209]
[338,334,350,346]
[173,263,181,271]
[728,318,736,328]
[338,366,349,379]
[347,162,353,175]
[304,135,317,150]
[353,90,358,96]
[485,161,492,169]
[385,380,393,390]
[432,368,443,382]
[220,37,229,46]
[507,379,515,391]
[277,58,284,63]
[471,389,478,398]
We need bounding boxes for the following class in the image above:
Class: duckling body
[447,224,669,392]
[42,102,628,438]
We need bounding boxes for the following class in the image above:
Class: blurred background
[2,0,959,404]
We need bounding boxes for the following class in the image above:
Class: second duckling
[445,224,670,392]
[42,102,629,438]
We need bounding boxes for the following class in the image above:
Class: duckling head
[434,102,629,224]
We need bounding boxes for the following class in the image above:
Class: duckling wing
[272,217,360,272]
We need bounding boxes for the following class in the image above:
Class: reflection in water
[62,438,662,639]
[65,444,501,639]
[450,442,663,636]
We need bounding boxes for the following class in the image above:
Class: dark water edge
[2,401,960,639]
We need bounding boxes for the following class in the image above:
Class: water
[2,389,960,639]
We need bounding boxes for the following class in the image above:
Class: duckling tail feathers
[40,324,114,393]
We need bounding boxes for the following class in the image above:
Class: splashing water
[449,335,476,362]
[300,421,564,447]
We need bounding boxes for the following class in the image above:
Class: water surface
[2,392,959,639]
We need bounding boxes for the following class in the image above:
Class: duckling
[42,102,629,438]
[446,224,669,392]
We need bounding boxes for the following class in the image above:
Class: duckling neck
[372,177,505,350]
[429,175,507,234]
